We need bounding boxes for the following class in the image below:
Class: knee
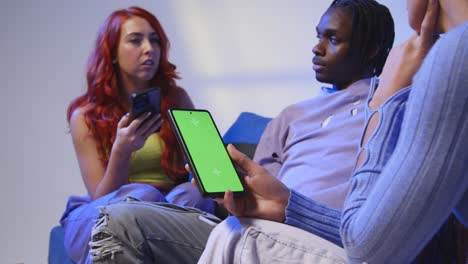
[112,183,166,203]
[88,203,142,262]
[89,207,123,262]
[198,217,244,262]
[167,182,215,213]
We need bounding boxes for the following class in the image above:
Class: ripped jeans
[88,208,348,264]
[60,183,215,263]
[89,201,220,263]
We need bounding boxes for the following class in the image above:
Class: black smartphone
[167,108,245,198]
[130,87,161,128]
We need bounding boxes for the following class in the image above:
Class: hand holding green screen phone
[167,109,245,198]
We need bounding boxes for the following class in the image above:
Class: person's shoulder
[70,105,90,121]
[69,106,91,134]
[427,22,468,75]
[449,22,468,38]
[287,93,329,112]
[438,22,468,52]
[274,98,316,122]
[168,86,194,108]
[453,22,468,52]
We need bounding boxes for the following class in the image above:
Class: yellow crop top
[128,134,174,185]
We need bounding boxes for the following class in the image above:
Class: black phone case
[167,108,244,198]
[130,87,161,120]
[130,87,161,131]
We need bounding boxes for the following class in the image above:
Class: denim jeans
[89,201,220,263]
[199,217,348,264]
[60,183,215,263]
[87,203,348,264]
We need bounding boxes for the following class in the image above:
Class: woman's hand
[113,112,163,154]
[370,0,439,109]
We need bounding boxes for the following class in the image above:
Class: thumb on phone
[226,144,256,175]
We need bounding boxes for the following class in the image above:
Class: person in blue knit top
[199,0,468,263]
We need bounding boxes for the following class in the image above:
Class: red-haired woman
[59,6,214,263]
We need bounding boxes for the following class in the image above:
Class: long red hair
[67,6,187,181]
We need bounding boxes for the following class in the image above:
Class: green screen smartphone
[168,108,244,198]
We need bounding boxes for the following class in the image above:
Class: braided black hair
[330,0,395,76]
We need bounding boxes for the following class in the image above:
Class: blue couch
[48,112,272,263]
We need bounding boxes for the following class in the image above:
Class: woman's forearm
[92,145,132,199]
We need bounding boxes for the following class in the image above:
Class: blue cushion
[222,112,271,159]
[223,112,271,144]
[48,226,74,264]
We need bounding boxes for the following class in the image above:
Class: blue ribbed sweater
[285,22,468,263]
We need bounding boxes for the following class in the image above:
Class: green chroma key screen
[171,109,244,194]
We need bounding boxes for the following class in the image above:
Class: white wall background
[0,1,412,263]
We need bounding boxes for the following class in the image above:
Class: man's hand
[188,144,291,222]
[185,144,290,223]
[222,144,290,222]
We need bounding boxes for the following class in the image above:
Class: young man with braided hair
[253,0,395,210]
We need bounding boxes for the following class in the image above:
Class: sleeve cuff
[285,190,343,247]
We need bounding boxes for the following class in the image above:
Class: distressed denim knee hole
[89,208,123,262]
